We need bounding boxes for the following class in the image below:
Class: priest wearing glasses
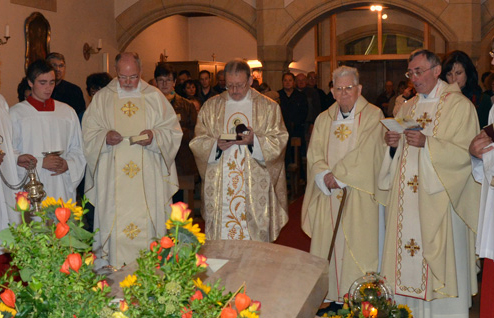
[379,49,479,317]
[82,52,182,268]
[301,65,385,302]
[190,58,288,242]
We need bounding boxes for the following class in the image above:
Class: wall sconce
[159,49,168,62]
[0,25,10,46]
[83,39,102,60]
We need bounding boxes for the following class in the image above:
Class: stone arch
[115,0,257,51]
[279,1,456,50]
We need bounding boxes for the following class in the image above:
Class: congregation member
[46,52,86,117]
[154,63,198,203]
[296,73,321,129]
[0,94,36,232]
[183,79,202,113]
[379,49,479,317]
[440,50,491,127]
[198,70,218,103]
[278,72,308,167]
[301,65,385,302]
[190,58,288,242]
[468,42,494,318]
[375,80,395,115]
[307,71,329,111]
[82,52,182,268]
[213,70,226,93]
[10,60,86,203]
[175,69,192,98]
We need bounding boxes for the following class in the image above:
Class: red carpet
[274,195,311,252]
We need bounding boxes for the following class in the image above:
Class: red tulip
[67,253,82,273]
[221,307,237,318]
[60,258,70,275]
[0,289,15,308]
[235,292,251,312]
[160,236,174,249]
[361,301,373,318]
[55,222,69,238]
[55,207,71,223]
[249,300,261,311]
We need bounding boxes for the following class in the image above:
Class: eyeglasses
[405,66,436,79]
[334,85,356,93]
[117,74,139,81]
[489,50,494,58]
[156,78,173,84]
[226,82,248,90]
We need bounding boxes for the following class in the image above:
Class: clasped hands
[385,130,426,148]
[217,126,254,151]
[106,130,154,147]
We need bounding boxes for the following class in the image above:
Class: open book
[380,117,422,133]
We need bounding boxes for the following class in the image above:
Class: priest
[379,49,479,317]
[82,52,182,268]
[301,66,385,301]
[10,60,85,203]
[190,59,288,242]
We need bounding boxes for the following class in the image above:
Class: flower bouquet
[118,202,261,318]
[0,194,119,317]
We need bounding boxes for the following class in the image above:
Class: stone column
[258,45,293,91]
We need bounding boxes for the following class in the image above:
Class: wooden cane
[328,187,347,264]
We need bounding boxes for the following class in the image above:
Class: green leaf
[19,267,35,282]
[68,221,93,241]
[0,228,14,246]
[176,227,199,244]
[59,234,90,249]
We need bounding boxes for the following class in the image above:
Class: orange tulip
[220,307,237,318]
[15,192,30,212]
[0,289,15,308]
[235,292,251,312]
[55,222,69,239]
[84,252,96,266]
[170,202,191,222]
[249,300,261,311]
[160,236,174,249]
[119,299,128,312]
[67,253,82,273]
[94,280,109,291]
[55,207,71,223]
[195,254,208,268]
[361,301,373,318]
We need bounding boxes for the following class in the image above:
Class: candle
[5,24,9,37]
[97,38,103,49]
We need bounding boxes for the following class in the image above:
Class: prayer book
[129,134,149,145]
[483,123,494,142]
[380,117,422,133]
[220,124,249,141]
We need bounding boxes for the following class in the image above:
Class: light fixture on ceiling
[382,14,388,19]
[247,60,263,68]
[370,5,383,12]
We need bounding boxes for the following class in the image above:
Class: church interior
[0,1,493,317]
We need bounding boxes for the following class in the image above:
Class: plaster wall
[0,1,118,106]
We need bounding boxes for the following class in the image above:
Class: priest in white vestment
[379,49,480,318]
[83,53,182,268]
[190,59,288,242]
[10,60,85,204]
[301,66,386,302]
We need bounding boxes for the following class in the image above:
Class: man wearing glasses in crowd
[82,52,182,269]
[190,59,288,243]
[379,49,480,317]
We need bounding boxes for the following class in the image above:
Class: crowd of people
[0,46,493,318]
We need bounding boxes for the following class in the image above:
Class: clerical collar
[27,96,55,112]
[339,104,356,119]
[117,80,142,99]
[419,80,442,100]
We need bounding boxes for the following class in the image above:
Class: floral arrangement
[0,194,119,317]
[0,194,260,318]
[320,272,413,318]
[118,202,261,318]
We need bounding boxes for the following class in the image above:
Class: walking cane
[328,187,347,264]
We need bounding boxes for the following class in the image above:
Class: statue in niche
[24,12,51,71]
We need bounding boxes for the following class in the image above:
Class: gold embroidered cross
[123,222,141,240]
[416,112,432,129]
[334,124,352,141]
[123,161,141,178]
[405,238,420,257]
[407,175,419,193]
[121,101,138,117]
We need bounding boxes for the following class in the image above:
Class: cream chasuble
[221,101,252,240]
[379,80,480,317]
[112,96,149,266]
